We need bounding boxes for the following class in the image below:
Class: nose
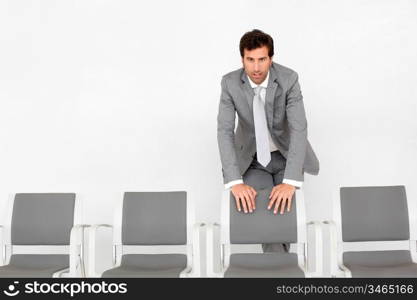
[254,62,260,72]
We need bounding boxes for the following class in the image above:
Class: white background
[0,0,416,276]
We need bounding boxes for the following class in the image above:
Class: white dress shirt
[224,71,303,189]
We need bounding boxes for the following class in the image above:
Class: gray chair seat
[0,254,69,277]
[343,250,417,277]
[224,253,304,277]
[102,254,188,278]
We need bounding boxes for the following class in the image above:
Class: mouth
[253,73,262,78]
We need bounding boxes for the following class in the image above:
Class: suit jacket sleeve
[283,72,308,182]
[217,76,241,184]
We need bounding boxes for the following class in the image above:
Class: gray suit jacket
[217,62,319,184]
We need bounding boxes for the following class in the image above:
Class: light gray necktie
[253,86,271,167]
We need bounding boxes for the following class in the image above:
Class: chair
[324,185,417,277]
[0,193,88,277]
[206,188,322,277]
[88,191,204,277]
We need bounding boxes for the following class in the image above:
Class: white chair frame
[206,188,323,277]
[324,187,417,278]
[0,193,89,277]
[88,191,204,278]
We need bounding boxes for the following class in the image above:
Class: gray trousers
[242,150,290,253]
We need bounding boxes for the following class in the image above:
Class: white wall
[0,0,416,275]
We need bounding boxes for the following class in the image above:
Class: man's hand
[231,183,257,213]
[268,183,295,214]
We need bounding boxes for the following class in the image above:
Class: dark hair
[239,29,274,57]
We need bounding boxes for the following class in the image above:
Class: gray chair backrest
[122,191,187,245]
[340,185,409,242]
[230,188,298,244]
[11,193,75,245]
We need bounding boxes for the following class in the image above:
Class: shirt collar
[247,70,269,89]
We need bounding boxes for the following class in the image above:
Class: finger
[268,192,278,210]
[251,188,257,209]
[268,189,279,209]
[280,196,288,214]
[269,188,276,199]
[245,197,253,214]
[242,191,252,212]
[248,189,256,209]
[240,194,248,213]
[267,197,275,210]
[245,189,254,209]
[271,187,281,200]
[287,196,292,212]
[274,195,283,214]
[235,195,241,212]
[268,195,277,209]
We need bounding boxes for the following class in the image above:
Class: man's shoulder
[221,67,244,85]
[271,62,298,79]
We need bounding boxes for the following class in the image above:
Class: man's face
[242,45,272,84]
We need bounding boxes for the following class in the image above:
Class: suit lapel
[240,70,254,111]
[265,67,281,130]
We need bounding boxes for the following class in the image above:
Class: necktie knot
[254,86,263,96]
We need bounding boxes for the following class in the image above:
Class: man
[217,29,319,252]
